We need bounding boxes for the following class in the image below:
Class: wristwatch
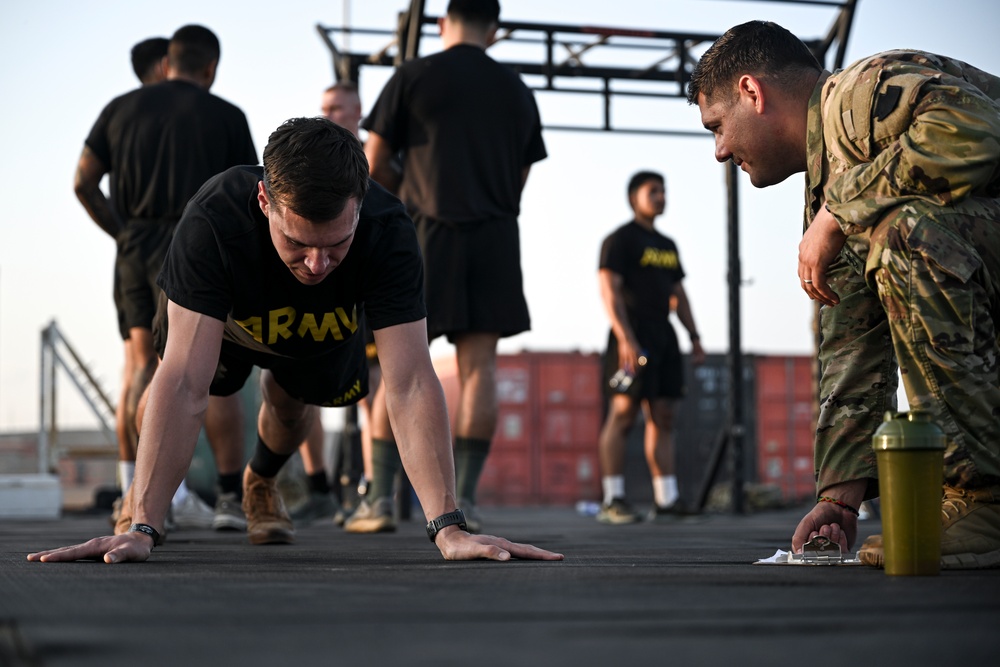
[425,509,467,542]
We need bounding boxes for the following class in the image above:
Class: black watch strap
[426,509,467,542]
[128,523,160,548]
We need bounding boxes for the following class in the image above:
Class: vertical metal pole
[39,325,47,474]
[38,323,53,474]
[403,0,427,61]
[343,0,351,54]
[48,325,58,473]
[602,78,611,131]
[726,162,745,514]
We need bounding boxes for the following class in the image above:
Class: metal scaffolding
[38,320,116,474]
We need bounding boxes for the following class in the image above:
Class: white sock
[653,475,678,508]
[118,461,135,494]
[171,478,190,509]
[602,475,626,505]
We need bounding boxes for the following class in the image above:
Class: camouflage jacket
[805,51,1000,490]
[806,50,1000,238]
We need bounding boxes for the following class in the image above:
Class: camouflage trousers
[815,197,1000,496]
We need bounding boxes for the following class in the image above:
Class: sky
[1,0,998,431]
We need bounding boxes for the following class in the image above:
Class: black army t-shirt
[157,166,426,365]
[362,44,546,223]
[599,221,685,335]
[86,80,257,222]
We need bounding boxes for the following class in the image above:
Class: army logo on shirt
[639,247,679,269]
[235,305,358,345]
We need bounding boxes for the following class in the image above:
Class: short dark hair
[447,0,500,29]
[262,117,370,222]
[687,20,821,104]
[168,25,221,75]
[131,37,169,82]
[627,171,664,202]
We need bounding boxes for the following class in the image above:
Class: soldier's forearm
[75,185,123,239]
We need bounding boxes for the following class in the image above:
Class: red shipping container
[475,446,535,507]
[538,448,600,505]
[433,351,603,506]
[754,355,817,502]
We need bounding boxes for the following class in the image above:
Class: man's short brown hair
[262,117,369,222]
[687,20,821,105]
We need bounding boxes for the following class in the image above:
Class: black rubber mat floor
[2,506,998,666]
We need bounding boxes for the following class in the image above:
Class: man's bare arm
[672,282,705,365]
[73,146,123,239]
[373,320,563,561]
[364,132,401,194]
[28,301,223,563]
[598,268,641,370]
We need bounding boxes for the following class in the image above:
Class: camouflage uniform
[806,50,1000,496]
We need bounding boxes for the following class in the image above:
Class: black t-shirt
[363,44,547,223]
[157,166,426,362]
[599,221,685,337]
[86,80,257,223]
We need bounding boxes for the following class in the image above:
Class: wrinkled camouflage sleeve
[822,51,1000,235]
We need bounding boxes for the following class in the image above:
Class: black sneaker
[647,503,679,522]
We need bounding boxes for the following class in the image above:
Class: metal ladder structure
[38,320,116,474]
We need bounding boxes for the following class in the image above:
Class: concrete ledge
[0,474,61,519]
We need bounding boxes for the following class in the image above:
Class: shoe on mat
[858,534,884,568]
[171,491,216,530]
[114,486,134,536]
[858,486,1000,571]
[213,491,247,532]
[459,498,483,534]
[343,497,396,534]
[333,504,355,527]
[242,466,295,545]
[940,485,1000,570]
[647,503,680,522]
[109,496,123,528]
[290,491,340,525]
[596,498,641,525]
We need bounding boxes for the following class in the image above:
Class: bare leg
[116,338,138,464]
[359,364,384,480]
[296,406,325,475]
[205,393,247,476]
[258,370,314,455]
[598,394,639,477]
[642,398,677,478]
[453,333,500,439]
[596,393,641,522]
[127,327,159,439]
[644,397,680,512]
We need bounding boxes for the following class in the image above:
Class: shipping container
[754,355,817,502]
[434,351,603,506]
[435,350,815,509]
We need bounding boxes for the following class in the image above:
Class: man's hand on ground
[27,533,154,564]
[435,529,564,562]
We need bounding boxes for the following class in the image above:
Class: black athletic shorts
[208,340,370,407]
[414,213,530,342]
[602,323,685,401]
[117,219,177,333]
[152,292,371,407]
